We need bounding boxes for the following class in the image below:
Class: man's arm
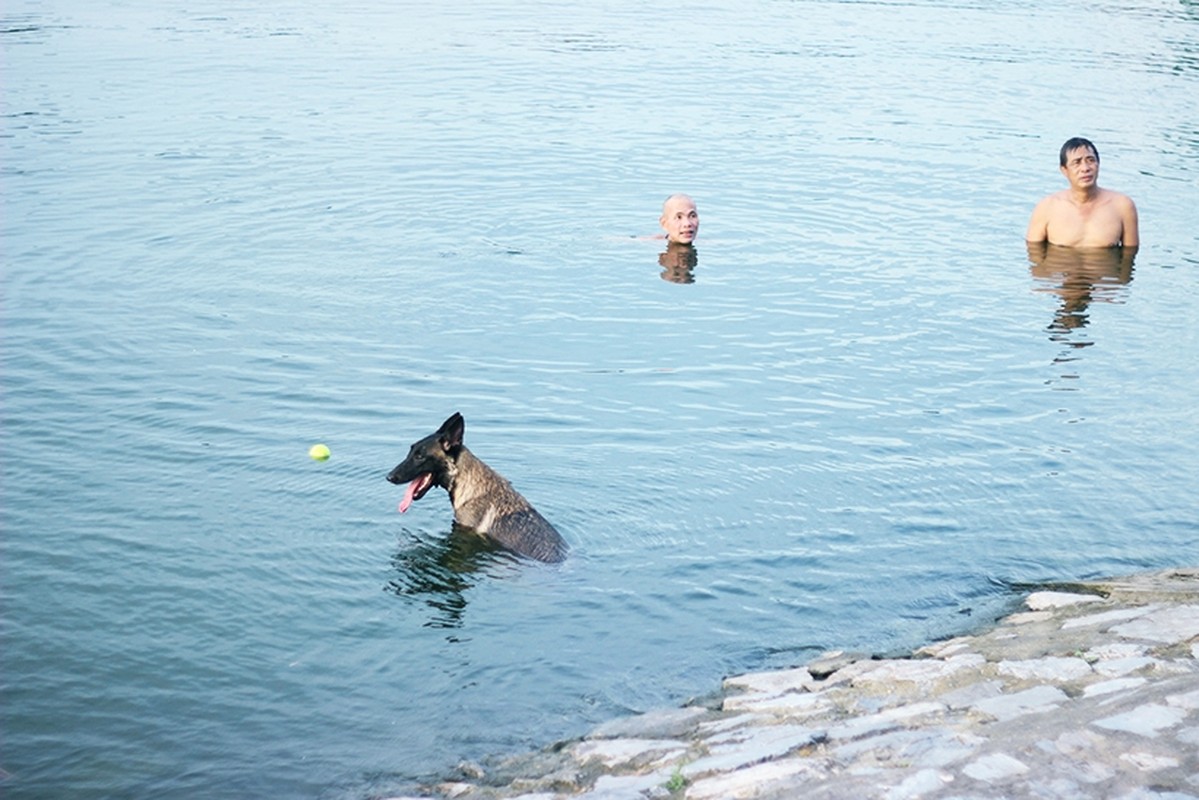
[1120,196,1139,247]
[1026,240,1048,266]
[1025,197,1051,242]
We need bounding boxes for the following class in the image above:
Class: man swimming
[659,193,700,245]
[1025,137,1138,248]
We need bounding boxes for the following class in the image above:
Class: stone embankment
[396,568,1199,800]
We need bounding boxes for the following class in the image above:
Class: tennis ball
[308,443,331,462]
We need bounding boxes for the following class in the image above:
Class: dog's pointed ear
[438,412,465,451]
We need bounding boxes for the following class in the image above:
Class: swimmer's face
[1060,145,1099,189]
[660,197,699,245]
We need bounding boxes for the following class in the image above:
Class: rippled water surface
[4,1,1198,796]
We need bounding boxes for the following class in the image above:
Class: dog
[386,412,568,563]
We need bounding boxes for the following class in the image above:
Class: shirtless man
[659,193,700,245]
[1026,137,1138,248]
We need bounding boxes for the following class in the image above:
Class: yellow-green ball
[308,443,331,462]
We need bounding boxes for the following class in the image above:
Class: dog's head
[387,412,465,512]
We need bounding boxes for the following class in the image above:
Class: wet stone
[1062,605,1159,631]
[833,726,981,770]
[1111,605,1199,644]
[939,679,1004,710]
[695,712,766,740]
[681,724,823,778]
[685,758,826,800]
[1023,776,1088,799]
[1086,642,1148,660]
[882,768,952,800]
[1166,688,1199,710]
[806,650,859,680]
[1052,753,1115,785]
[1110,791,1199,800]
[996,656,1092,683]
[587,706,710,740]
[1026,591,1105,610]
[723,666,815,696]
[821,658,883,687]
[971,685,1069,722]
[1046,728,1107,756]
[825,714,901,743]
[847,654,986,690]
[1094,656,1160,677]
[1119,751,1181,771]
[722,689,832,717]
[831,727,930,763]
[827,701,945,742]
[1083,677,1149,698]
[434,784,474,798]
[1093,703,1189,737]
[575,770,673,800]
[917,638,974,658]
[570,738,688,768]
[962,752,1029,783]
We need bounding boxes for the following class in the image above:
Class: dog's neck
[444,447,494,505]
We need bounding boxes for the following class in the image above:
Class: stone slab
[971,685,1068,721]
[1111,605,1199,644]
[1026,591,1105,610]
[962,752,1029,782]
[1093,703,1189,737]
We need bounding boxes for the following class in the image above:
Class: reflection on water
[5,0,1198,797]
[387,524,518,631]
[1028,242,1135,338]
[658,242,698,284]
[1028,242,1135,389]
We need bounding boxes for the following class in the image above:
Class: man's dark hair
[1060,137,1099,167]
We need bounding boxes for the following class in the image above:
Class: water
[3,0,1197,796]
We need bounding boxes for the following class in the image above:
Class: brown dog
[386,413,568,563]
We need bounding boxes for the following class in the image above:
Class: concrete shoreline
[394,567,1199,800]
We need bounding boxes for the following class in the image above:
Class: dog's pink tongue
[399,480,419,513]
[398,482,417,513]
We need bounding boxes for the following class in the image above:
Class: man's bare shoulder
[1035,189,1074,211]
[1100,187,1137,209]
[1034,190,1072,208]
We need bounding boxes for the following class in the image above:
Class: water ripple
[4,1,1198,797]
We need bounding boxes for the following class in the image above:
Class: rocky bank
[392,567,1199,800]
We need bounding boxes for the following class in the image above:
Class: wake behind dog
[386,412,568,563]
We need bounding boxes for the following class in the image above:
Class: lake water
[3,0,1198,797]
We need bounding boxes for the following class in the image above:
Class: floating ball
[308,443,331,462]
